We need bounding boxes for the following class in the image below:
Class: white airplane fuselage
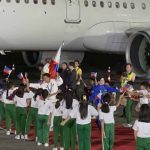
[0,0,150,77]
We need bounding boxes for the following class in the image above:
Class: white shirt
[14,91,34,108]
[55,76,63,87]
[50,103,62,117]
[133,120,150,138]
[137,90,149,104]
[30,79,58,101]
[29,91,39,108]
[70,105,98,125]
[2,89,15,104]
[99,106,116,124]
[61,99,79,119]
[37,98,53,115]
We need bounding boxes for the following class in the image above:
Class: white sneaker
[21,135,25,140]
[123,123,132,128]
[60,147,64,150]
[37,142,42,146]
[15,135,20,140]
[24,134,28,140]
[6,131,10,135]
[52,148,58,150]
[44,143,49,147]
[14,130,17,135]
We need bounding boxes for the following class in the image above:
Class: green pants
[5,104,16,131]
[16,107,27,135]
[125,99,133,124]
[77,124,91,150]
[63,119,76,150]
[136,137,150,150]
[37,114,49,143]
[0,101,5,127]
[53,116,63,147]
[25,107,38,135]
[103,123,114,150]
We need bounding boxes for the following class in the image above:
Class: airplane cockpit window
[108,1,112,8]
[16,0,20,3]
[123,2,127,9]
[142,3,146,9]
[130,3,135,9]
[84,0,88,7]
[51,0,55,5]
[100,1,104,7]
[33,0,38,4]
[115,2,120,8]
[6,0,11,3]
[92,1,96,7]
[42,0,47,5]
[25,0,29,3]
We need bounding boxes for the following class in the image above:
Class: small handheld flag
[3,66,12,75]
[17,72,24,80]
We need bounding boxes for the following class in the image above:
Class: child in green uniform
[24,89,43,140]
[14,84,33,140]
[49,93,64,150]
[36,89,53,147]
[133,104,150,150]
[61,90,79,150]
[61,95,98,150]
[2,82,17,135]
[99,93,121,150]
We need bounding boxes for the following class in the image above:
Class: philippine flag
[49,42,64,78]
[3,66,12,75]
[17,72,24,80]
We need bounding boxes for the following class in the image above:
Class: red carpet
[2,120,136,150]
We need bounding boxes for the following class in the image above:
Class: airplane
[0,0,150,78]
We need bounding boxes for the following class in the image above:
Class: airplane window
[115,2,120,8]
[92,1,96,7]
[25,0,29,3]
[51,0,55,5]
[84,0,88,7]
[108,1,112,8]
[42,0,47,5]
[142,3,146,9]
[130,3,135,9]
[33,0,38,4]
[123,2,127,9]
[100,1,104,7]
[16,0,20,3]
[6,0,11,3]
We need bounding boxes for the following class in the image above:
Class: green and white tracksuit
[61,99,79,150]
[99,106,117,150]
[14,91,33,135]
[70,105,98,150]
[133,120,150,150]
[50,104,63,148]
[25,92,38,136]
[36,98,52,144]
[2,90,16,131]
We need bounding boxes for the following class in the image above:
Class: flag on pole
[49,42,64,78]
[3,66,12,75]
[17,72,24,80]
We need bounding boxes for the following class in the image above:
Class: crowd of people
[0,60,150,150]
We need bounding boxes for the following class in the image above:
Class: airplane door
[65,0,81,23]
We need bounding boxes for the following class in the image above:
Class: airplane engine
[126,31,150,78]
[22,51,84,67]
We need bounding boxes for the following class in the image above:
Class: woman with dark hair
[133,104,150,150]
[61,95,98,150]
[61,89,79,150]
[14,84,34,140]
[99,93,121,150]
[2,82,17,135]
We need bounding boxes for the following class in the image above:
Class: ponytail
[101,93,111,113]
